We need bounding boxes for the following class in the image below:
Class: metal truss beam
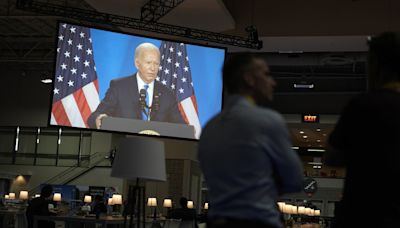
[16,0,262,49]
[141,0,185,22]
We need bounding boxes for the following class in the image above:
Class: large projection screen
[50,22,225,140]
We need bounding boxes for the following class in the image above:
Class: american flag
[51,23,100,128]
[158,41,201,138]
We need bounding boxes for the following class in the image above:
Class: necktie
[142,84,150,121]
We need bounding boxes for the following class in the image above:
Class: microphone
[139,89,147,109]
[152,93,160,113]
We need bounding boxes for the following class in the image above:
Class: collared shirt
[198,95,303,228]
[136,73,154,107]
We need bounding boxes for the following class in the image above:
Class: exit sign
[302,114,319,123]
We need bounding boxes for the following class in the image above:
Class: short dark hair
[368,32,400,89]
[40,185,53,198]
[222,53,257,94]
[179,197,188,208]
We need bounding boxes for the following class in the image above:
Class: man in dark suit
[87,42,185,129]
[26,185,57,228]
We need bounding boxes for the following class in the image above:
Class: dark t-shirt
[26,197,56,228]
[329,89,400,227]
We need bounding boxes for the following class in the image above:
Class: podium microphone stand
[111,137,166,228]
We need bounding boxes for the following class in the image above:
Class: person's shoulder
[254,106,285,123]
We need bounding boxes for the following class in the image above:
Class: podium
[101,117,196,139]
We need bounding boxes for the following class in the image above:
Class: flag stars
[69,27,76,33]
[161,55,164,60]
[159,65,163,71]
[84,60,90,67]
[70,68,77,74]
[68,80,74,87]
[184,66,189,72]
[171,84,175,90]
[77,44,83,50]
[164,68,170,74]
[58,34,64,41]
[94,66,96,71]
[167,58,172,63]
[179,88,184,94]
[57,75,63,82]
[169,47,174,52]
[67,39,73,45]
[61,63,67,70]
[62,24,67,28]
[86,48,92,55]
[185,56,189,61]
[57,48,60,53]
[175,62,180,68]
[177,51,182,56]
[64,51,70,58]
[181,77,187,83]
[161,80,167,85]
[79,32,85,38]
[73,55,80,62]
[156,76,160,81]
[180,43,184,46]
[81,72,87,79]
[88,38,92,43]
[173,73,177,78]
[191,82,193,86]
[54,88,59,94]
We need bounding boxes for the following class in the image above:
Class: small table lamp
[84,195,92,204]
[4,194,9,199]
[314,209,321,216]
[19,191,28,200]
[111,137,166,228]
[82,195,92,213]
[187,200,194,209]
[163,199,172,217]
[53,193,62,202]
[298,206,306,215]
[147,197,157,218]
[111,194,123,215]
[203,202,209,210]
[9,193,16,200]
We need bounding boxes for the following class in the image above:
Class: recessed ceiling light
[316,139,321,142]
[299,131,304,134]
[316,128,321,132]
[322,133,327,136]
[41,79,52,84]
[302,135,308,139]
[307,148,325,152]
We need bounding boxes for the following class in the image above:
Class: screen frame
[48,20,226,141]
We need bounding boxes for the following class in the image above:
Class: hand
[96,114,108,129]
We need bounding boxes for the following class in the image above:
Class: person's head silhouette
[179,197,188,209]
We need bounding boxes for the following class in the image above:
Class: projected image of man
[87,43,185,129]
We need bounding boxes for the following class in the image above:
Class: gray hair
[135,42,160,60]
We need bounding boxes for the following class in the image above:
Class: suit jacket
[87,74,185,128]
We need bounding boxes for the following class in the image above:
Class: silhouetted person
[91,195,107,216]
[198,54,303,228]
[325,32,400,227]
[26,185,56,228]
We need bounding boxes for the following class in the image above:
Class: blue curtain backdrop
[90,28,224,127]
